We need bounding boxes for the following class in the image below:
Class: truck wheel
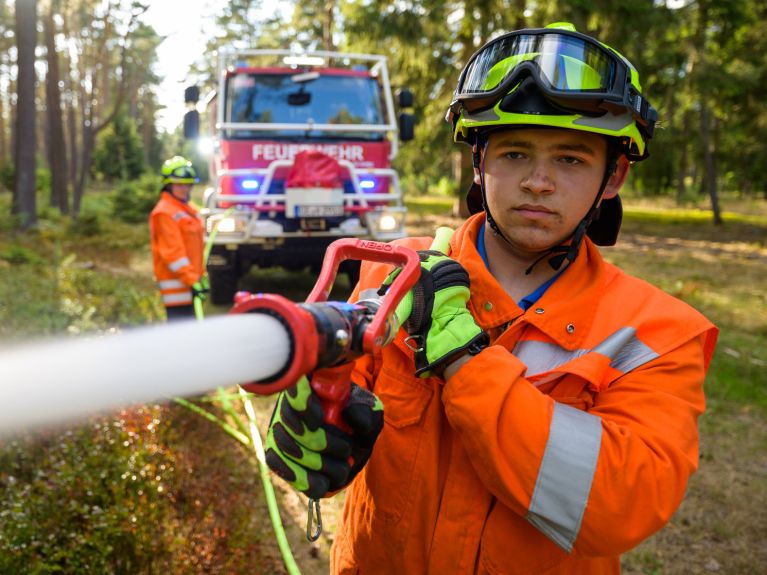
[208,268,239,305]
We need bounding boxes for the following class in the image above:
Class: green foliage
[68,212,103,237]
[0,244,44,265]
[0,162,14,192]
[0,407,176,574]
[405,196,454,216]
[56,254,161,332]
[93,110,146,182]
[111,174,160,224]
[0,163,52,195]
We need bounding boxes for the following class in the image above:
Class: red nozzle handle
[306,238,420,353]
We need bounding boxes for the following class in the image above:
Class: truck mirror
[288,91,312,106]
[397,88,414,108]
[184,110,200,140]
[184,85,200,104]
[399,113,415,142]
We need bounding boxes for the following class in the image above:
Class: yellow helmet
[161,156,198,186]
[446,22,657,161]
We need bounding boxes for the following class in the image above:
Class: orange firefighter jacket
[332,213,718,575]
[149,192,204,307]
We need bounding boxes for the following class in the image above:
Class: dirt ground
[183,209,766,575]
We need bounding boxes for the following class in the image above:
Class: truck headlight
[207,214,247,235]
[365,207,406,238]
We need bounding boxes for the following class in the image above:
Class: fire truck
[183,49,414,304]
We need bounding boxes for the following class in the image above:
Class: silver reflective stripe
[514,327,659,377]
[599,328,658,374]
[162,292,192,305]
[358,288,380,301]
[173,211,190,221]
[526,403,602,552]
[168,256,191,272]
[158,279,186,290]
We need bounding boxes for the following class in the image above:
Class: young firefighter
[265,23,719,574]
[149,156,208,321]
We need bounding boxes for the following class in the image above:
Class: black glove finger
[323,457,353,493]
[270,423,351,489]
[274,406,353,459]
[430,258,470,290]
[342,385,384,443]
[285,384,325,430]
[265,448,333,499]
[322,426,354,459]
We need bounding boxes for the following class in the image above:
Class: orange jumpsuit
[148,193,204,307]
[332,213,718,574]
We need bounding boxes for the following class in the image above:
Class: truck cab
[186,49,414,304]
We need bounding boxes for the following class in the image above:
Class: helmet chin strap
[475,135,619,275]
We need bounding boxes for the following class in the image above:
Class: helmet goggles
[168,166,196,181]
[447,27,656,139]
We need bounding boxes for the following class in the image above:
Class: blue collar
[477,223,563,311]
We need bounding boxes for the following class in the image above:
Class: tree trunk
[699,100,722,224]
[74,125,94,217]
[67,98,79,198]
[12,0,37,228]
[44,5,69,214]
[323,0,334,51]
[676,113,689,205]
[0,70,6,168]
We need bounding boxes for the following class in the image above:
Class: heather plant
[0,406,176,574]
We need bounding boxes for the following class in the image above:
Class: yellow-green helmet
[447,22,657,161]
[161,156,198,186]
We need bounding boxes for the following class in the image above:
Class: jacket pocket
[363,366,433,523]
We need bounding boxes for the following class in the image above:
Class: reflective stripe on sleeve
[358,288,381,301]
[173,211,191,221]
[526,402,602,552]
[162,292,193,305]
[168,256,191,272]
[158,279,187,290]
[514,327,659,377]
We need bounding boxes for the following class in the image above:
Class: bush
[93,109,146,182]
[0,407,177,573]
[68,211,103,237]
[0,245,44,265]
[0,164,51,194]
[0,162,13,192]
[111,174,161,224]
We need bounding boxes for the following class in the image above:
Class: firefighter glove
[191,279,209,301]
[381,250,488,378]
[265,375,384,499]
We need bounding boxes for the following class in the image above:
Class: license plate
[296,205,345,217]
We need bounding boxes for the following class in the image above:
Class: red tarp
[286,150,344,188]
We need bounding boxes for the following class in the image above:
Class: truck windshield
[225,72,386,141]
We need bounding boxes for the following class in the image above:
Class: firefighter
[149,156,208,321]
[266,23,718,574]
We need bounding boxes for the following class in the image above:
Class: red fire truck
[184,49,414,304]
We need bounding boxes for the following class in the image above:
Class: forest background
[3,0,767,224]
[0,1,765,574]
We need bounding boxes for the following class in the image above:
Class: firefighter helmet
[161,156,198,186]
[446,22,657,161]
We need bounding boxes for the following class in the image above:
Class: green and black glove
[381,250,488,378]
[191,276,209,301]
[265,376,384,499]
